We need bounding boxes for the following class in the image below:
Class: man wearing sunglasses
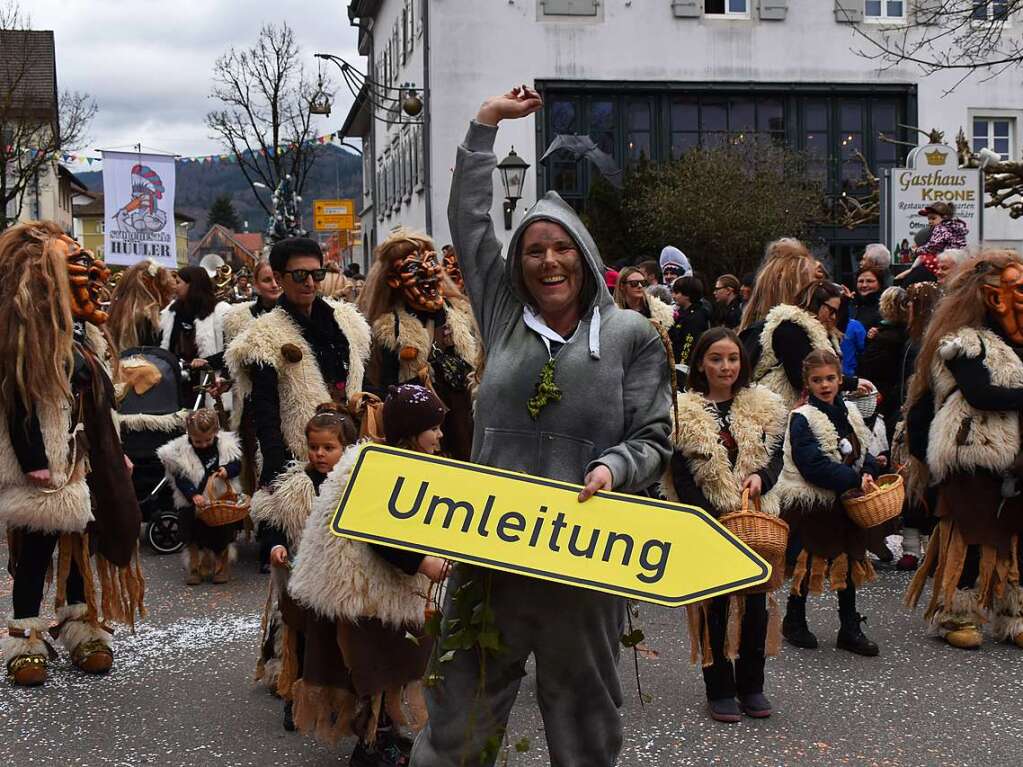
[226,237,371,493]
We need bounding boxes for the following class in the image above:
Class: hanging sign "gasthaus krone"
[330,444,770,607]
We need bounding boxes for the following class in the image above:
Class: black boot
[782,593,818,649]
[837,612,880,656]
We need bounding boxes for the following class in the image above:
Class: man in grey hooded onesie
[411,87,672,767]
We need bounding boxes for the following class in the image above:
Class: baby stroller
[117,347,218,554]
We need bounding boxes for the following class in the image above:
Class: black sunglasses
[283,268,328,283]
[624,279,648,288]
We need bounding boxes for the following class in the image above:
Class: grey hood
[506,191,613,315]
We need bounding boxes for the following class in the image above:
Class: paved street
[1,537,1021,767]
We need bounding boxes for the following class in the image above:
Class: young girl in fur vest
[251,402,359,731]
[665,327,788,723]
[774,350,881,657]
[157,409,241,585]
[288,384,447,767]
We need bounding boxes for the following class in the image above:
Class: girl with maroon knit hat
[287,384,448,766]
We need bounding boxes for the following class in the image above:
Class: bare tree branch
[849,1,1023,81]
[205,22,332,216]
[0,1,96,230]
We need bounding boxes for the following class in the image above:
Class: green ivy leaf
[438,650,457,664]
[404,630,420,646]
[423,611,442,638]
[477,629,503,652]
[514,737,531,753]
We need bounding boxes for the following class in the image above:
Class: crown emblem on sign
[925,149,946,166]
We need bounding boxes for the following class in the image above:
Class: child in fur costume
[775,349,882,657]
[904,250,1023,651]
[664,328,787,723]
[157,409,241,585]
[288,384,448,767]
[251,402,358,731]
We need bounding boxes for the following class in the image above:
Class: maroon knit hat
[383,384,446,445]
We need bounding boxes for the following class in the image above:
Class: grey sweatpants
[410,565,626,767]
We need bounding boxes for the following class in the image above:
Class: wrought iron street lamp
[497,146,529,230]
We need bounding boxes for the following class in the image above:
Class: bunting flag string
[16,131,345,168]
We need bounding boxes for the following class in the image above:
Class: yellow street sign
[313,198,355,232]
[330,444,770,607]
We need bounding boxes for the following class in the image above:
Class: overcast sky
[26,0,361,169]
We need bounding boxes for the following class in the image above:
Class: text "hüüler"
[387,476,672,584]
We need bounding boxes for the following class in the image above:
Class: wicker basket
[846,389,879,420]
[718,490,789,562]
[196,475,250,527]
[842,473,904,529]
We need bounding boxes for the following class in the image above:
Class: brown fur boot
[56,604,114,674]
[183,545,202,586]
[2,618,52,686]
[212,546,233,584]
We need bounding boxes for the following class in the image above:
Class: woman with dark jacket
[669,275,711,371]
[160,265,231,404]
[850,267,884,332]
[665,327,787,723]
[857,286,908,441]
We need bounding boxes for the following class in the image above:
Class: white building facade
[343,0,1022,276]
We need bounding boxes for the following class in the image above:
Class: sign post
[330,444,771,607]
[313,198,356,233]
[883,143,983,265]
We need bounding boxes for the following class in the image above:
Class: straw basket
[842,473,904,529]
[197,475,250,527]
[718,490,789,562]
[846,389,879,420]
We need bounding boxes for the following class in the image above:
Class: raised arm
[448,87,543,344]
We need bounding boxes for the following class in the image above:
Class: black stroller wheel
[146,511,183,554]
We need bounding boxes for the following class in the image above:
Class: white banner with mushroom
[101,150,178,268]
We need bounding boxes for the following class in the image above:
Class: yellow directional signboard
[313,198,356,232]
[330,444,770,607]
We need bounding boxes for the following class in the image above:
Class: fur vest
[159,301,232,360]
[157,431,242,509]
[662,386,787,517]
[288,444,430,629]
[249,462,316,552]
[372,302,479,385]
[927,326,1023,482]
[223,301,256,345]
[752,304,840,409]
[775,400,873,512]
[225,300,370,461]
[0,324,112,534]
[646,294,676,335]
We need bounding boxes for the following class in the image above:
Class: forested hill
[76,145,362,238]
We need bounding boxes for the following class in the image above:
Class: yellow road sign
[313,198,355,232]
[330,444,770,607]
